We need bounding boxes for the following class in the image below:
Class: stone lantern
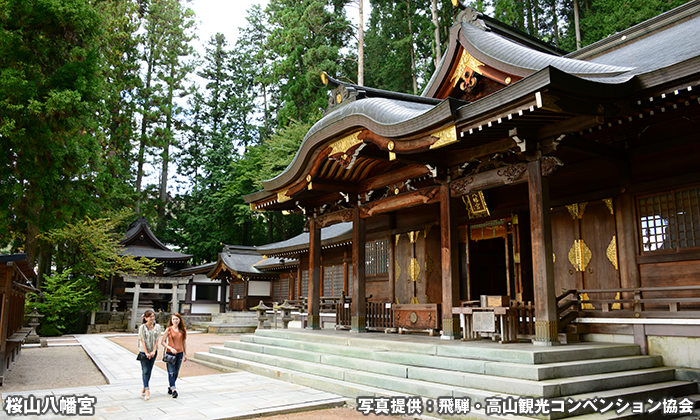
[275,300,297,329]
[25,307,43,344]
[251,300,271,330]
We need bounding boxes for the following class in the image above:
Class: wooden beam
[362,164,432,192]
[450,163,528,197]
[446,137,518,167]
[360,186,440,218]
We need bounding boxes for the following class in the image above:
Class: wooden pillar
[528,160,559,346]
[615,194,641,290]
[219,277,227,313]
[440,183,461,339]
[388,214,396,305]
[296,263,302,299]
[351,207,367,332]
[307,217,321,329]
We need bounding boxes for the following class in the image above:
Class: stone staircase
[188,312,271,334]
[194,329,700,419]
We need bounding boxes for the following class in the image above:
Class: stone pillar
[351,207,367,333]
[130,280,141,331]
[171,284,179,314]
[528,159,559,346]
[307,217,321,329]
[440,183,461,339]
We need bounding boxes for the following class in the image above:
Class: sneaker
[167,387,172,395]
[172,390,178,399]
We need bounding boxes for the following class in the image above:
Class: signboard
[472,311,496,332]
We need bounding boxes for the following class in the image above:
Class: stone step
[251,329,641,364]
[194,349,695,420]
[213,342,676,399]
[206,324,256,334]
[194,351,403,399]
[237,333,661,381]
[196,348,518,404]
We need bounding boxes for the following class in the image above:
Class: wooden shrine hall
[244,1,700,353]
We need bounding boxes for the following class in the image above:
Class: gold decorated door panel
[551,199,621,300]
[394,223,442,305]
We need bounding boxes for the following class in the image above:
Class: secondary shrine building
[244,2,700,360]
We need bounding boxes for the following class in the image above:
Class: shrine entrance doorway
[461,217,529,303]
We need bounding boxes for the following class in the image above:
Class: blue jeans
[166,352,184,389]
[139,351,157,390]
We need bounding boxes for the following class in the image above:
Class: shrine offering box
[393,304,441,331]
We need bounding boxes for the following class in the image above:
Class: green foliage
[0,0,105,262]
[30,270,100,336]
[33,210,157,334]
[266,0,354,125]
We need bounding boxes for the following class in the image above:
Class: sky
[189,0,368,49]
[189,0,269,48]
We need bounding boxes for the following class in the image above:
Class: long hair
[141,309,155,324]
[167,312,187,340]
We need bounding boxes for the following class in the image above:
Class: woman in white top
[138,309,162,400]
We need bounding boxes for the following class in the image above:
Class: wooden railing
[511,300,535,335]
[570,285,700,318]
[335,300,394,330]
[557,289,580,332]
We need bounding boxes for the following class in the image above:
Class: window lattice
[639,187,700,252]
[232,282,244,299]
[323,265,344,297]
[272,278,289,302]
[365,239,389,275]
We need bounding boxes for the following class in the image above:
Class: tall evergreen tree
[266,0,354,125]
[0,0,104,276]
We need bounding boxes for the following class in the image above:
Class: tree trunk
[551,0,559,49]
[574,0,581,50]
[136,42,156,215]
[526,0,535,35]
[268,213,274,244]
[158,63,175,223]
[407,0,417,95]
[431,0,441,69]
[36,245,52,290]
[358,0,364,86]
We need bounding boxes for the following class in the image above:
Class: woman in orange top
[162,313,187,398]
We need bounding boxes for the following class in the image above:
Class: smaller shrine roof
[255,222,353,257]
[207,245,280,280]
[119,216,192,261]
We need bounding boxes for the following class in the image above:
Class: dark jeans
[139,351,157,390]
[166,352,184,389]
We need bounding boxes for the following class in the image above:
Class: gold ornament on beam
[429,125,459,150]
[450,50,483,88]
[607,235,619,270]
[409,258,421,282]
[603,198,614,215]
[569,239,592,272]
[566,202,587,220]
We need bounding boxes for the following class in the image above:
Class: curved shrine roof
[460,22,633,81]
